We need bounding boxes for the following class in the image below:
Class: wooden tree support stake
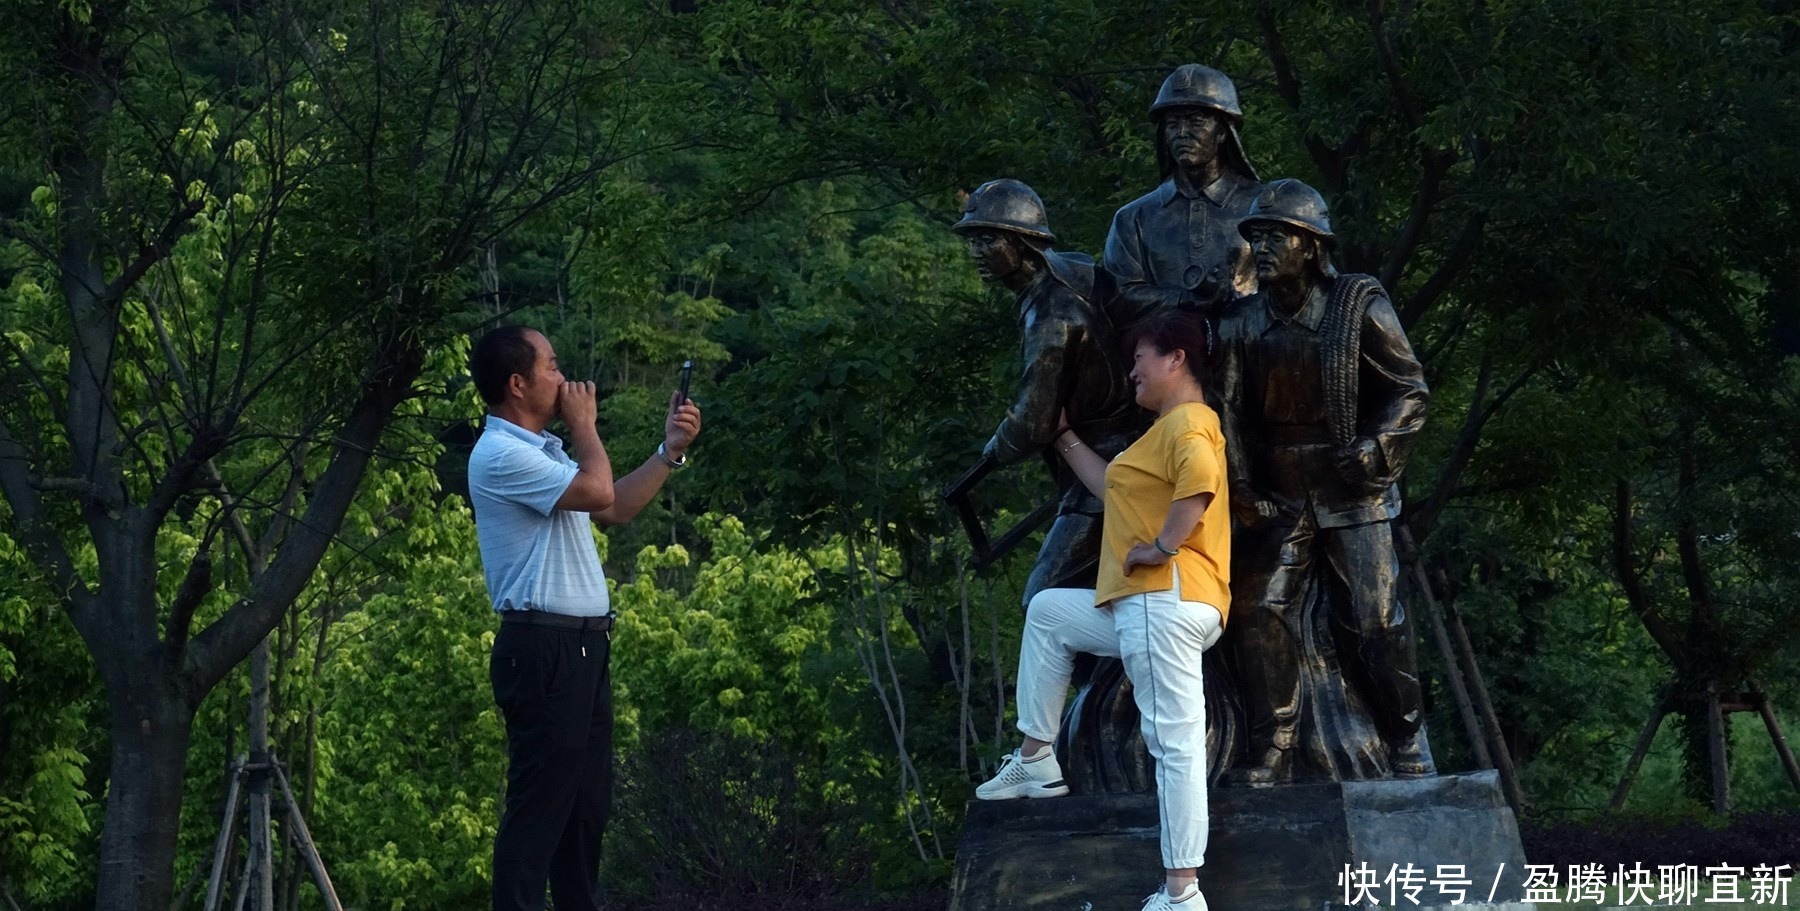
[273,760,346,911]
[1707,681,1731,814]
[1415,567,1491,772]
[1752,690,1800,794]
[1397,525,1523,814]
[1438,584,1524,811]
[1609,695,1669,811]
[201,751,343,911]
[201,760,246,911]
[228,828,255,911]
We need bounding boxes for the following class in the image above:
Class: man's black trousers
[490,621,614,911]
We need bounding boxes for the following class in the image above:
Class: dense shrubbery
[609,728,874,900]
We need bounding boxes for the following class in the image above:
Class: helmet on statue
[1238,178,1335,242]
[1149,63,1244,121]
[952,178,1057,244]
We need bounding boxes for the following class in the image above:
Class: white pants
[1014,574,1223,870]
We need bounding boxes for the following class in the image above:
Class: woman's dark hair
[1124,307,1215,384]
[470,326,539,405]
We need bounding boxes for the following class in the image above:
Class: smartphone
[676,359,693,407]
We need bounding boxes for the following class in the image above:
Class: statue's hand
[1232,493,1282,528]
[1231,480,1271,527]
[1335,438,1387,492]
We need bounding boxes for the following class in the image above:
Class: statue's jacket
[986,250,1143,519]
[1217,278,1429,529]
[1103,171,1262,326]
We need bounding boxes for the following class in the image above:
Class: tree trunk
[94,682,194,911]
[1674,680,1731,811]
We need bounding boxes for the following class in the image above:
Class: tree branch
[139,288,229,530]
[101,198,205,308]
[164,447,275,652]
[1420,299,1477,373]
[1401,212,1486,330]
[182,331,424,697]
[1446,474,1551,500]
[60,194,128,523]
[1366,0,1423,129]
[1381,149,1453,293]
[163,547,214,655]
[0,319,66,425]
[253,442,311,561]
[1675,412,1720,643]
[1409,357,1538,540]
[1613,479,1687,670]
[0,417,91,613]
[1254,1,1304,109]
[1255,1,1364,195]
[1,876,24,911]
[1410,354,1489,539]
[141,427,227,531]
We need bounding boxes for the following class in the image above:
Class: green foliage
[307,494,504,911]
[614,514,831,745]
[0,527,100,905]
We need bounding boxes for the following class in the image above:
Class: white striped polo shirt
[468,415,612,617]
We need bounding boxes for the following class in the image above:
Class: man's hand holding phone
[663,360,702,461]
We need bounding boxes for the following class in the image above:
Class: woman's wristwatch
[656,441,688,470]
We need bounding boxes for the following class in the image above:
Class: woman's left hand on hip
[1123,542,1172,576]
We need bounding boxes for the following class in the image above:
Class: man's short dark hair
[470,326,539,406]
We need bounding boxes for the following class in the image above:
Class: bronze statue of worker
[1218,179,1435,785]
[1104,64,1264,328]
[954,178,1142,602]
[1047,63,1265,793]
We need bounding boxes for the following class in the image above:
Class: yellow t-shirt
[1094,401,1232,623]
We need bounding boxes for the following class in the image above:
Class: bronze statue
[1217,178,1435,785]
[1035,63,1267,793]
[952,179,1142,600]
[1103,64,1264,327]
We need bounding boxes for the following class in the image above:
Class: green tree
[0,1,676,906]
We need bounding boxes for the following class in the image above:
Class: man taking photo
[466,326,702,911]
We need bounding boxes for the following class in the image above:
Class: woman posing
[975,308,1231,911]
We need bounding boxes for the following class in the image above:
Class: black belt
[501,610,614,632]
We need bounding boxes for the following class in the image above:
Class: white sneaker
[974,747,1070,799]
[1141,883,1207,911]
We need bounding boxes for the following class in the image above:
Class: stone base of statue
[949,771,1529,911]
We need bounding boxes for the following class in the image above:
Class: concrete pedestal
[950,771,1530,911]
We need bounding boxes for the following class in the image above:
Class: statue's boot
[1229,722,1296,787]
[1390,724,1436,778]
[1233,745,1294,788]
